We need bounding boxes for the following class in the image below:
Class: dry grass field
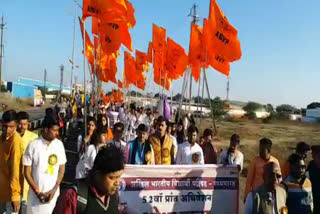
[199,119,320,213]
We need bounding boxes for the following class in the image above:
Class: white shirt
[75,144,97,179]
[244,192,278,214]
[170,135,178,162]
[23,137,67,214]
[176,141,204,165]
[218,150,244,171]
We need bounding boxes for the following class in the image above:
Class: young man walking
[0,110,23,213]
[23,116,66,214]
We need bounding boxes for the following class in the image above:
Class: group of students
[0,103,320,214]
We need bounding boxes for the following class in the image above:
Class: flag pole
[82,18,87,138]
[197,68,202,123]
[200,66,205,124]
[203,47,217,135]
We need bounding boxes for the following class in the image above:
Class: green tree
[276,104,296,120]
[243,102,263,119]
[211,97,227,119]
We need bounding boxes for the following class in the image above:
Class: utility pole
[59,65,64,102]
[188,4,199,113]
[0,16,6,90]
[226,77,230,101]
[70,2,77,91]
[44,69,47,100]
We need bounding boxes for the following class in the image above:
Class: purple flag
[163,95,171,121]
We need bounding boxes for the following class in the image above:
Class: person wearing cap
[126,124,155,165]
[307,145,320,214]
[83,144,124,214]
[108,122,126,152]
[0,110,23,213]
[282,142,311,179]
[149,116,174,165]
[244,162,287,214]
[283,153,313,214]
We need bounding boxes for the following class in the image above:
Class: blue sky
[2,0,320,108]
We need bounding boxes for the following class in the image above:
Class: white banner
[119,165,239,214]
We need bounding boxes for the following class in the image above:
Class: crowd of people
[0,100,319,214]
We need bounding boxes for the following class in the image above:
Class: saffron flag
[188,23,203,82]
[124,51,137,85]
[99,22,132,54]
[147,42,153,63]
[83,0,136,29]
[152,24,167,88]
[166,37,188,80]
[136,50,149,73]
[92,17,100,35]
[203,18,230,76]
[206,0,241,62]
[117,80,123,88]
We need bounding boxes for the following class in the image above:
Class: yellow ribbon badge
[145,151,152,165]
[47,154,58,175]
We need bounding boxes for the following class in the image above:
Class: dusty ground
[199,118,320,213]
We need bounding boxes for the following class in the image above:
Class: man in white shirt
[23,116,67,214]
[218,134,244,171]
[176,125,204,165]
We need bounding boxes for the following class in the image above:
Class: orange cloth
[244,155,281,200]
[0,131,23,202]
[107,128,113,141]
[281,160,290,179]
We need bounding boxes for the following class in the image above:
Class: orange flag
[166,37,188,80]
[92,17,100,35]
[152,24,167,87]
[203,18,230,76]
[124,51,137,85]
[99,56,118,83]
[136,50,149,73]
[82,0,127,20]
[83,0,136,31]
[99,22,132,54]
[117,80,123,88]
[147,42,153,63]
[206,0,241,62]
[188,23,203,82]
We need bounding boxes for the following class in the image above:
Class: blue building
[7,77,72,98]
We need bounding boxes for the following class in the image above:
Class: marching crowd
[0,100,319,214]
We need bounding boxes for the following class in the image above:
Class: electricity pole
[0,16,6,90]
